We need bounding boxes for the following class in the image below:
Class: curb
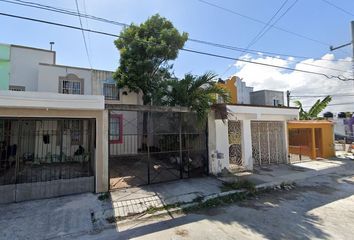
[100,163,349,227]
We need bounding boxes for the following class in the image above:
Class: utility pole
[286,90,290,107]
[329,21,354,80]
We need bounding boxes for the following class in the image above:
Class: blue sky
[1,0,354,111]
[1,0,353,75]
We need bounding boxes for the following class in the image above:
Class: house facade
[208,104,298,174]
[0,43,142,203]
[1,42,299,204]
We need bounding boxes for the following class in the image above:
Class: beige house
[0,43,142,203]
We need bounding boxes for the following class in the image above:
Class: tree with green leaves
[294,95,332,120]
[113,14,188,104]
[159,72,231,121]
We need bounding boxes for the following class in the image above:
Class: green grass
[98,192,110,201]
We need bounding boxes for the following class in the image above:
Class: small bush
[98,192,110,201]
[220,180,256,193]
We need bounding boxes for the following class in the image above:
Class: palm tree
[160,72,230,121]
[294,95,332,120]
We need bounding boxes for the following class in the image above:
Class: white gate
[228,121,243,167]
[251,121,287,166]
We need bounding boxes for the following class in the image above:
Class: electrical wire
[197,0,336,47]
[1,11,353,81]
[222,0,299,76]
[320,0,354,17]
[74,0,92,68]
[1,0,352,68]
[291,94,354,98]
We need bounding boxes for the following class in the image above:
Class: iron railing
[0,118,95,186]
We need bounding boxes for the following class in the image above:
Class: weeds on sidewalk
[98,192,110,201]
[220,180,256,193]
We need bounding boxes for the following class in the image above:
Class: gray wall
[250,90,284,106]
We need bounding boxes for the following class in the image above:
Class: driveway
[73,168,354,240]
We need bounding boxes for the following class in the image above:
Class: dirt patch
[175,228,189,237]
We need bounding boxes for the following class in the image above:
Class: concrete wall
[250,90,284,106]
[0,90,104,110]
[0,177,94,204]
[208,105,298,174]
[208,111,229,174]
[38,64,92,94]
[9,45,55,91]
[236,77,253,104]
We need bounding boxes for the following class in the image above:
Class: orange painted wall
[288,121,335,159]
[217,76,238,104]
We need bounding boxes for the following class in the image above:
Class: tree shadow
[108,169,354,240]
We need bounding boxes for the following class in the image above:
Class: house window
[103,83,119,100]
[9,85,25,91]
[61,80,82,94]
[110,114,123,144]
[59,74,84,95]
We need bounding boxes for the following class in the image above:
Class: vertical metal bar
[59,119,64,179]
[147,111,150,184]
[275,129,279,164]
[14,119,22,185]
[179,112,183,179]
[107,111,111,190]
[258,123,261,166]
[267,123,271,165]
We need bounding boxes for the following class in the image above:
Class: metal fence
[251,121,287,166]
[0,118,95,186]
[108,109,208,189]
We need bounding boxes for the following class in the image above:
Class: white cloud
[232,54,353,113]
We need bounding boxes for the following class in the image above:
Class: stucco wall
[250,90,284,106]
[10,46,55,91]
[38,64,92,94]
[209,105,298,173]
[236,78,253,104]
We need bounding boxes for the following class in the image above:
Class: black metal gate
[108,108,208,190]
[0,118,95,203]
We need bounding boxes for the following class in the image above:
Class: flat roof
[11,44,55,54]
[288,120,333,125]
[39,63,114,73]
[0,90,104,110]
[225,103,298,109]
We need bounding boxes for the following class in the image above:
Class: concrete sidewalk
[104,177,223,218]
[105,158,354,219]
[221,158,354,188]
[1,158,353,240]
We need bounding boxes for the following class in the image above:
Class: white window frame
[59,74,84,95]
[103,83,120,100]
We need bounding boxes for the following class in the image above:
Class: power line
[74,0,92,68]
[291,94,354,98]
[1,11,354,82]
[197,0,336,47]
[1,0,352,67]
[249,0,299,47]
[222,0,299,76]
[320,0,354,17]
[245,0,293,52]
[303,102,354,108]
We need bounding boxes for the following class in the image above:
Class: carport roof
[288,120,333,128]
[0,90,104,110]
